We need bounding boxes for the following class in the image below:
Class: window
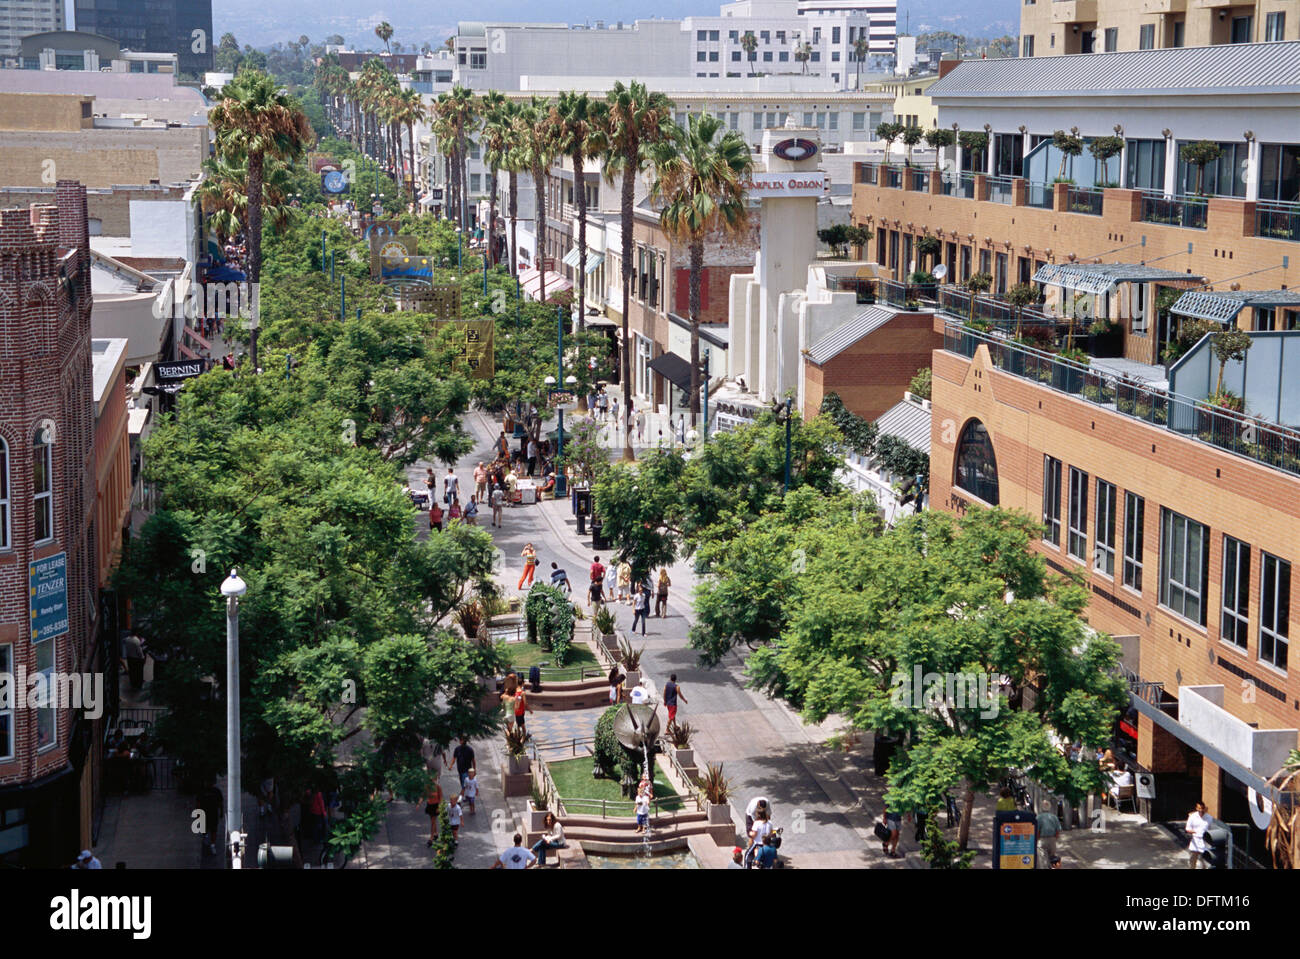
[832,51,840,61]
[1265,12,1285,41]
[729,30,738,41]
[33,429,51,544]
[1022,35,1034,57]
[710,30,719,41]
[953,419,999,505]
[0,645,10,761]
[1095,479,1116,575]
[1260,552,1290,671]
[1123,492,1144,592]
[1067,467,1089,561]
[1221,536,1250,650]
[1176,141,1248,198]
[776,30,786,43]
[1173,20,1185,46]
[469,51,486,69]
[710,51,719,61]
[852,111,866,131]
[763,51,773,61]
[728,112,739,130]
[804,111,814,126]
[1230,16,1253,43]
[766,112,777,127]
[813,27,821,43]
[753,112,763,130]
[761,30,770,43]
[779,51,789,61]
[1050,32,1055,49]
[811,51,821,61]
[1159,508,1209,626]
[0,438,7,550]
[1105,27,1118,51]
[1042,456,1062,546]
[1258,143,1300,203]
[832,26,841,44]
[828,112,838,131]
[469,142,480,159]
[698,51,707,61]
[732,51,741,61]
[816,112,826,128]
[34,634,54,751]
[1124,138,1166,191]
[697,30,708,41]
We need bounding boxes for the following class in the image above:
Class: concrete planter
[527,802,549,832]
[673,747,695,768]
[507,754,531,776]
[706,801,732,825]
[601,633,618,652]
[623,669,640,688]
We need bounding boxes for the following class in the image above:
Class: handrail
[987,174,1016,205]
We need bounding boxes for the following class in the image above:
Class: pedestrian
[754,834,780,869]
[634,779,651,835]
[550,561,571,594]
[589,555,606,605]
[529,811,567,867]
[447,794,463,841]
[492,833,536,869]
[630,678,650,704]
[598,389,609,421]
[444,466,459,506]
[603,561,618,604]
[451,736,476,790]
[462,767,479,814]
[527,436,538,477]
[607,664,624,706]
[745,796,772,837]
[199,783,222,855]
[746,807,773,868]
[496,431,510,458]
[258,775,276,818]
[465,494,479,525]
[491,484,505,527]
[73,849,103,869]
[518,543,538,590]
[635,408,646,444]
[617,561,632,603]
[655,568,671,617]
[120,630,147,690]
[1038,800,1062,868]
[996,786,1017,811]
[728,846,745,869]
[429,499,444,532]
[449,496,462,522]
[880,805,902,859]
[423,777,443,848]
[663,673,687,726]
[1186,800,1210,869]
[473,462,488,500]
[505,464,519,503]
[632,582,649,635]
[310,787,329,842]
[514,682,534,737]
[611,395,619,426]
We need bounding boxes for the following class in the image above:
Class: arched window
[953,419,999,506]
[0,438,8,549]
[33,427,52,544]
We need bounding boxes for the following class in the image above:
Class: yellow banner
[433,319,494,379]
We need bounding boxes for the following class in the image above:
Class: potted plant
[701,761,732,824]
[666,720,695,769]
[617,635,644,686]
[504,723,530,775]
[1087,318,1123,358]
[1004,283,1040,370]
[527,782,550,832]
[1088,135,1125,189]
[593,605,617,649]
[1179,140,1223,197]
[1052,129,1083,181]
[1053,347,1090,394]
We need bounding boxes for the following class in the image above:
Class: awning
[1170,289,1300,324]
[583,315,619,328]
[561,247,603,274]
[1032,262,1205,297]
[647,352,694,393]
[562,247,582,268]
[519,268,573,302]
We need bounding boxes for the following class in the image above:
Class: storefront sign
[433,320,494,379]
[29,553,69,642]
[155,360,205,381]
[743,172,827,198]
[321,170,348,194]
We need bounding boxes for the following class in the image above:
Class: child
[447,794,463,841]
[462,768,479,815]
[634,778,651,835]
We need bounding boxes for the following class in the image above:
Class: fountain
[613,702,661,859]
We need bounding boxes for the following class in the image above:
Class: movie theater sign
[743,172,827,198]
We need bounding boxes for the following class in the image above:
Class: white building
[0,0,64,60]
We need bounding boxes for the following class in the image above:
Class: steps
[539,809,720,854]
[522,676,611,711]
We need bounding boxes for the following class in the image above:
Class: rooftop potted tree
[1180,140,1223,197]
[876,121,904,167]
[1088,135,1125,188]
[901,125,924,168]
[924,126,955,174]
[1052,130,1083,184]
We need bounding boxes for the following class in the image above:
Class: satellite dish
[933,263,949,280]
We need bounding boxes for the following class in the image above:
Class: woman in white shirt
[529,812,567,867]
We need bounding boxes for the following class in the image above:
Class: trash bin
[258,842,296,869]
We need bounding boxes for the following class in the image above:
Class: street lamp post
[220,569,247,869]
[701,353,711,442]
[782,398,793,494]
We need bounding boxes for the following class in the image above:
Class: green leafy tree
[924,127,955,171]
[1180,140,1223,196]
[901,126,924,167]
[908,367,931,400]
[1005,282,1040,339]
[876,121,904,164]
[553,91,610,333]
[1051,130,1083,181]
[818,223,851,257]
[1210,327,1253,397]
[1088,135,1125,186]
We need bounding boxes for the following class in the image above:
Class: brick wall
[1,185,185,237]
[805,312,941,422]
[0,127,206,187]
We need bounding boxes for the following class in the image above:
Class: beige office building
[1020,0,1298,57]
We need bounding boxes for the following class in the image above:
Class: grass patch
[499,640,599,679]
[547,756,684,817]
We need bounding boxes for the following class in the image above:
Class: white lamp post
[220,568,247,869]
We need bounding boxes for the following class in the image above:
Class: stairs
[536,809,721,854]
[525,676,611,711]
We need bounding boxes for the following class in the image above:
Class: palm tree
[445,86,478,230]
[516,96,558,303]
[741,31,759,76]
[375,21,394,54]
[395,88,425,200]
[651,114,752,427]
[603,80,674,460]
[552,91,609,333]
[479,91,509,265]
[852,36,870,87]
[208,68,312,370]
[794,41,812,75]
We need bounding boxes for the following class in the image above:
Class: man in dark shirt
[451,737,475,790]
[550,562,571,594]
[663,673,688,726]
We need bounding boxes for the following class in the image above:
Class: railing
[1067,186,1104,216]
[1140,192,1208,230]
[942,172,974,198]
[988,175,1016,205]
[879,279,939,309]
[856,162,878,185]
[1025,181,1054,209]
[508,663,607,682]
[531,736,701,818]
[829,275,878,304]
[942,318,1300,477]
[883,166,902,189]
[1255,200,1300,242]
[908,169,929,192]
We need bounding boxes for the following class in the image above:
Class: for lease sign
[744,172,827,197]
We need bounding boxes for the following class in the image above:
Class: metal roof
[875,398,932,455]
[806,306,894,364]
[1033,262,1204,296]
[929,41,1300,99]
[1171,289,1300,323]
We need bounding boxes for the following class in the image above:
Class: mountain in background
[214,0,1018,51]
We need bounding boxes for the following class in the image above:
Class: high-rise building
[74,0,212,76]
[0,0,65,60]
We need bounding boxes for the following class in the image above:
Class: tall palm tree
[375,21,394,54]
[651,114,752,427]
[741,31,758,77]
[603,80,674,460]
[208,68,312,370]
[853,36,870,88]
[552,91,609,333]
[515,96,558,303]
[430,94,456,223]
[446,86,479,231]
[395,88,425,200]
[479,92,511,266]
[795,41,813,75]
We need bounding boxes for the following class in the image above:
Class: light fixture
[983,123,992,133]
[1162,128,1172,139]
[1113,124,1123,136]
[220,568,247,599]
[1073,25,1079,33]
[1018,124,1027,135]
[544,375,556,386]
[565,374,578,386]
[1244,130,1255,142]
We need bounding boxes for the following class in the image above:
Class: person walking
[631,583,650,635]
[73,849,103,869]
[451,737,476,790]
[462,767,479,815]
[746,807,774,868]
[526,437,538,477]
[603,561,618,606]
[1186,800,1210,869]
[199,783,223,855]
[635,408,646,445]
[1038,800,1062,868]
[634,778,652,835]
[120,631,147,690]
[429,500,444,532]
[607,664,625,706]
[473,462,488,500]
[745,796,773,837]
[662,673,687,726]
[550,561,571,594]
[529,812,567,868]
[611,395,619,428]
[423,778,443,848]
[513,683,534,738]
[496,431,510,459]
[518,543,538,590]
[655,568,671,617]
[448,496,462,522]
[492,833,536,869]
[490,484,505,528]
[617,561,632,604]
[446,794,463,842]
[443,467,460,506]
[880,805,902,859]
[464,494,479,525]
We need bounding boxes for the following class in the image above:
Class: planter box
[673,747,695,768]
[623,669,640,688]
[527,802,549,832]
[507,754,531,776]
[706,801,732,825]
[601,633,618,652]
[501,769,532,798]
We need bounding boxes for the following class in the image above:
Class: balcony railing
[908,169,929,192]
[1255,200,1300,242]
[883,166,903,189]
[1025,181,1054,209]
[857,162,878,185]
[1140,192,1208,230]
[942,172,974,198]
[942,318,1300,478]
[879,278,939,308]
[987,175,1016,205]
[1067,186,1104,216]
[936,287,1067,333]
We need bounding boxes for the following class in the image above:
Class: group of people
[585,556,672,627]
[424,466,483,531]
[420,736,479,849]
[728,796,780,869]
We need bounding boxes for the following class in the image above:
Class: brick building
[0,182,103,867]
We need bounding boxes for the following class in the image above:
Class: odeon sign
[743,172,828,197]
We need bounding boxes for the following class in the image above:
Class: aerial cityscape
[0,0,1296,923]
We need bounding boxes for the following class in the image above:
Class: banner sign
[155,360,205,381]
[743,171,827,198]
[370,235,418,278]
[321,170,349,194]
[381,253,434,284]
[29,552,69,643]
[992,811,1037,870]
[433,320,494,379]
[404,284,461,320]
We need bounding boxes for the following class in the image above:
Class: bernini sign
[743,172,827,197]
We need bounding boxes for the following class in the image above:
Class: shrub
[701,762,731,804]
[666,720,693,748]
[593,705,624,779]
[593,605,616,635]
[908,367,932,400]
